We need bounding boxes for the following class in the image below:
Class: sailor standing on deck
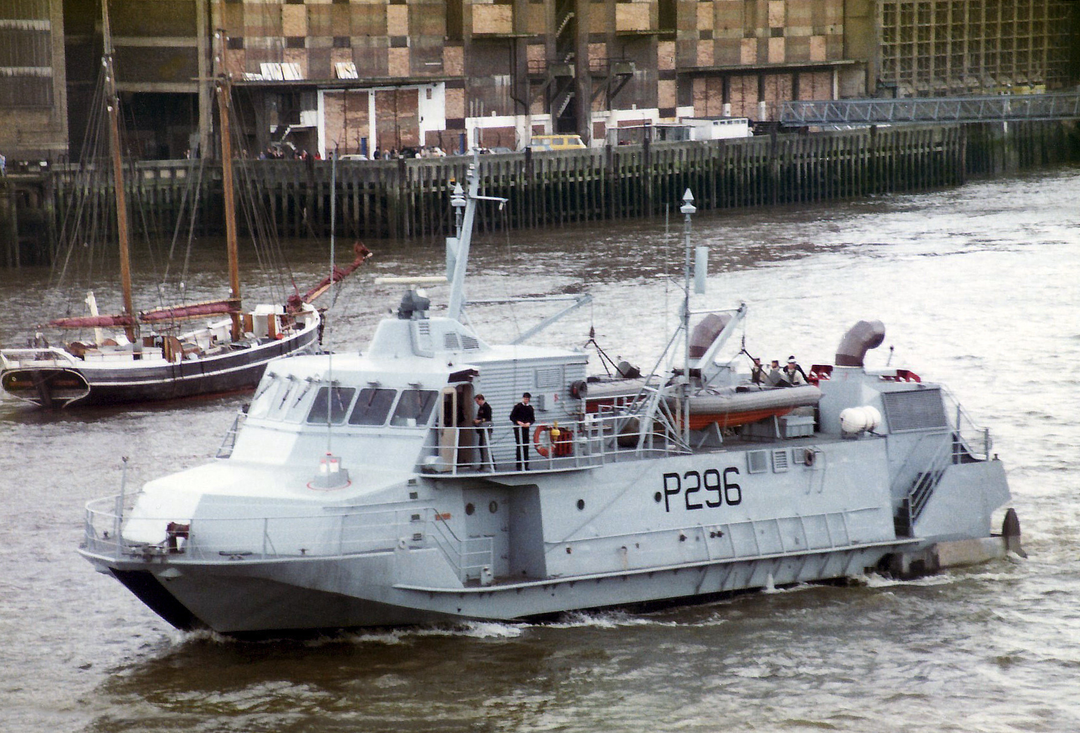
[783,356,807,386]
[510,392,535,470]
[766,359,784,386]
[473,394,493,469]
[750,357,767,385]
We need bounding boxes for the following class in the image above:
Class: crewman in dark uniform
[509,392,535,470]
[473,394,493,469]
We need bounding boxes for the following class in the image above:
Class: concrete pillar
[574,0,590,140]
[843,0,877,96]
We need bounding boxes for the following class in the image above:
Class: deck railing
[941,387,992,460]
[419,408,686,477]
[0,347,81,369]
[216,408,247,458]
[81,495,497,584]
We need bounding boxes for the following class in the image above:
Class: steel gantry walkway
[781,92,1080,126]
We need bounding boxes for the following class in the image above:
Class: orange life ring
[534,425,551,457]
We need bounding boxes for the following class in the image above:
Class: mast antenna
[680,189,696,446]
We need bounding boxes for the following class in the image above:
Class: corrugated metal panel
[0,0,52,108]
[3,0,48,21]
[882,389,948,432]
[0,28,50,66]
[472,357,588,468]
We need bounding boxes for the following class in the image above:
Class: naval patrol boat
[79,166,1021,636]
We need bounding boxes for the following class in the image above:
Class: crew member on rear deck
[766,359,784,386]
[783,356,807,386]
[474,394,493,469]
[750,357,766,384]
[510,392,535,470]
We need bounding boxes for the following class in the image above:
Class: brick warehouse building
[1,0,1076,161]
[213,0,879,156]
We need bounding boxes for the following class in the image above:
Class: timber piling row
[241,124,970,240]
[5,120,1078,267]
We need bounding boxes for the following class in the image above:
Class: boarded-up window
[375,88,420,150]
[446,0,463,42]
[658,0,676,32]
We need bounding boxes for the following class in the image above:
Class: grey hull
[87,542,901,635]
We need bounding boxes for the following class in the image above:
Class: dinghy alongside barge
[79,167,1019,636]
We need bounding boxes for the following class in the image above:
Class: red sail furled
[289,242,372,311]
[49,314,136,329]
[49,299,239,329]
[139,299,238,323]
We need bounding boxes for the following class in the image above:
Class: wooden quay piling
[17,119,1077,267]
[1,170,57,268]
[244,124,969,241]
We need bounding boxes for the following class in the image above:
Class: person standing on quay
[510,392,535,470]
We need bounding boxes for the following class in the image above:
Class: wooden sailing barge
[0,3,368,408]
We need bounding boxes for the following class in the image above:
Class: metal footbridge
[781,92,1080,126]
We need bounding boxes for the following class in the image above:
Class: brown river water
[1,167,1078,732]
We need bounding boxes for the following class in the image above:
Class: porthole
[465,503,475,515]
[576,499,585,511]
[489,500,499,513]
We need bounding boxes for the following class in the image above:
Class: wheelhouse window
[307,386,356,424]
[390,389,438,427]
[348,388,397,426]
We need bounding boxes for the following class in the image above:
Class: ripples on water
[1,167,1078,732]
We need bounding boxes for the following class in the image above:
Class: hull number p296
[657,468,742,512]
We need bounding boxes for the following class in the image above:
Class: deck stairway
[894,468,945,537]
[892,389,992,537]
